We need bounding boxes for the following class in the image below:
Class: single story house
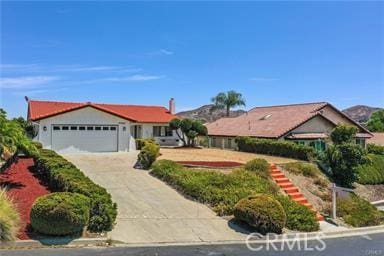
[27,98,182,153]
[205,102,372,151]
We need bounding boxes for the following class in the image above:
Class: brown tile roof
[206,102,329,138]
[28,100,177,123]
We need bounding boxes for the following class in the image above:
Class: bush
[357,154,384,184]
[31,192,90,236]
[234,195,286,234]
[0,189,20,241]
[235,137,315,161]
[136,138,156,150]
[33,149,117,232]
[244,158,270,178]
[367,144,384,155]
[137,140,160,169]
[281,162,321,178]
[337,195,384,227]
[151,160,278,215]
[275,195,319,232]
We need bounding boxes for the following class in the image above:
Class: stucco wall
[290,115,335,134]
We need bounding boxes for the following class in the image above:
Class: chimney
[169,98,175,114]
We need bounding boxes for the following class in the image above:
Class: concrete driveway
[63,152,248,244]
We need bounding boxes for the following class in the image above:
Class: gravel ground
[159,148,297,164]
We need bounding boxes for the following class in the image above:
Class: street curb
[1,224,383,249]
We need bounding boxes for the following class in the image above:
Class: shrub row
[151,160,278,215]
[357,154,384,185]
[367,144,384,155]
[0,188,20,241]
[31,192,90,236]
[33,149,117,232]
[235,137,315,161]
[337,194,384,227]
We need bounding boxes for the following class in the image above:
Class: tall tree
[211,90,246,117]
[366,109,384,132]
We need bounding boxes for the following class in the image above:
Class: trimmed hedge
[136,138,156,150]
[0,188,20,241]
[151,160,278,215]
[234,195,286,234]
[367,144,384,155]
[357,154,384,184]
[33,149,117,232]
[31,192,90,236]
[235,137,315,161]
[137,140,160,169]
[275,195,319,232]
[337,195,384,227]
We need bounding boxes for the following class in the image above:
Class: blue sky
[1,1,383,118]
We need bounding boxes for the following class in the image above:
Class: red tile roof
[206,102,372,139]
[28,100,176,123]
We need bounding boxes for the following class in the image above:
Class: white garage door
[52,124,118,152]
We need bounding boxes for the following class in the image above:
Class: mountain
[342,105,382,123]
[176,104,246,123]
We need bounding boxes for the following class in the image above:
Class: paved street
[1,233,383,256]
[63,152,248,244]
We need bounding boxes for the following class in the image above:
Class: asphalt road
[1,233,383,256]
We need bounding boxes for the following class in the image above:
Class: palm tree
[211,90,246,117]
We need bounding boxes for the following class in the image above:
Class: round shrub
[30,192,90,236]
[234,194,286,234]
[244,159,270,178]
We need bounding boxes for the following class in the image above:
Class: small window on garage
[62,126,69,130]
[103,126,109,131]
[70,126,78,130]
[87,126,94,131]
[95,126,102,131]
[110,126,117,131]
[79,126,85,131]
[53,126,60,130]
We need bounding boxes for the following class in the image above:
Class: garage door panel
[52,125,118,152]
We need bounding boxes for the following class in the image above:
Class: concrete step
[270,164,277,169]
[271,173,285,178]
[316,213,325,221]
[274,177,290,183]
[283,187,299,193]
[287,192,303,199]
[293,197,308,204]
[278,182,295,189]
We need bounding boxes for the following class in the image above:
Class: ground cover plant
[151,159,278,215]
[356,154,384,184]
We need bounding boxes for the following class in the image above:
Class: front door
[131,125,142,139]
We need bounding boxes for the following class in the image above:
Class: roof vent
[260,114,272,120]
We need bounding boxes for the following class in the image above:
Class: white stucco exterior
[34,106,181,153]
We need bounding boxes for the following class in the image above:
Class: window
[95,126,102,131]
[356,138,366,148]
[70,126,77,130]
[62,126,69,130]
[79,126,85,131]
[153,126,173,137]
[87,126,94,131]
[53,126,60,130]
[309,140,326,152]
[110,126,117,131]
[103,126,109,131]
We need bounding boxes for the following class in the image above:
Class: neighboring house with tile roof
[27,98,181,153]
[205,102,372,151]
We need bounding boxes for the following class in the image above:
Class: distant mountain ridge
[342,105,382,123]
[176,104,246,123]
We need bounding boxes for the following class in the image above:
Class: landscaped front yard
[159,147,297,164]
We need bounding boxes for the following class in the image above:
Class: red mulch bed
[0,157,50,240]
[176,161,243,168]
